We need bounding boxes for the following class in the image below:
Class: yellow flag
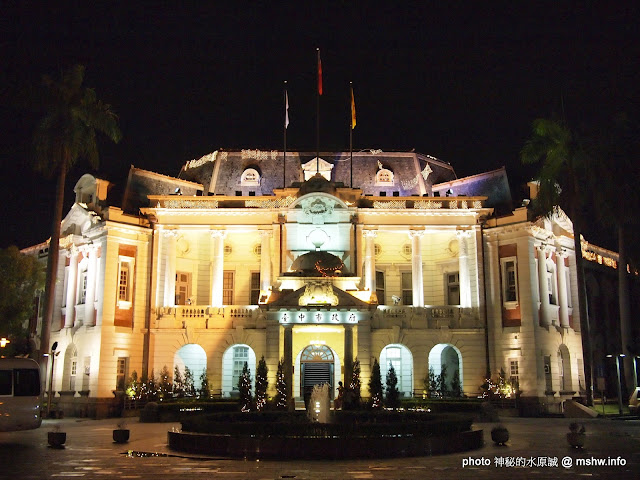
[351,85,356,129]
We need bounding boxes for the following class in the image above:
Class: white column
[363,230,377,294]
[163,231,178,307]
[64,246,79,328]
[259,230,272,292]
[83,244,97,326]
[537,245,551,327]
[556,249,570,328]
[410,230,424,307]
[210,230,227,307]
[457,231,472,308]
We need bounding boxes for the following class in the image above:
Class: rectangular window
[116,357,128,391]
[119,264,129,301]
[386,347,402,381]
[547,265,557,305]
[250,272,261,305]
[500,258,518,305]
[223,271,234,305]
[117,256,135,307]
[401,272,412,306]
[376,270,385,305]
[232,346,249,390]
[446,272,460,305]
[509,358,519,388]
[175,271,191,305]
[77,270,88,305]
[70,359,77,390]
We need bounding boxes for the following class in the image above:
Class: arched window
[221,344,256,397]
[376,168,394,186]
[428,344,464,397]
[174,344,207,391]
[380,344,413,397]
[241,168,261,186]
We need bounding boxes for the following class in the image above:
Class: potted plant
[113,420,130,443]
[491,425,509,445]
[566,422,586,448]
[48,425,66,448]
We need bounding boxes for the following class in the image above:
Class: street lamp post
[607,353,625,415]
[46,341,59,418]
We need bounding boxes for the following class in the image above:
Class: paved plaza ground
[1,415,639,479]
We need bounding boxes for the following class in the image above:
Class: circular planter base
[168,429,483,459]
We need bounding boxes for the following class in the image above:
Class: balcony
[156,305,265,330]
[372,306,482,329]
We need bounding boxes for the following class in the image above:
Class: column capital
[408,229,424,239]
[363,229,378,238]
[456,229,472,239]
[259,229,273,238]
[66,244,80,258]
[163,229,179,238]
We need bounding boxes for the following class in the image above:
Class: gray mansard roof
[177,149,457,196]
[119,149,513,215]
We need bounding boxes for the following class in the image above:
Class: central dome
[289,251,348,276]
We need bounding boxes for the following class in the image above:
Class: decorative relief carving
[300,196,336,224]
[298,281,339,306]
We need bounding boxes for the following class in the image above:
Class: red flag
[317,49,323,96]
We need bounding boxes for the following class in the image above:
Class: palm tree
[33,65,121,362]
[590,113,640,394]
[521,118,594,405]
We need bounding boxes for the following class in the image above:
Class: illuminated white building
[27,150,586,416]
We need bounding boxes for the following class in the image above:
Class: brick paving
[1,416,639,479]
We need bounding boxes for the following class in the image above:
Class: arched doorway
[428,344,463,396]
[558,344,572,392]
[298,344,336,403]
[174,344,207,391]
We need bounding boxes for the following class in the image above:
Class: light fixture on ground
[606,353,625,415]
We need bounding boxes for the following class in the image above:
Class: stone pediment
[268,282,371,308]
[302,157,333,181]
[60,203,102,237]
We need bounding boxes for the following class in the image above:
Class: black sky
[1,2,638,250]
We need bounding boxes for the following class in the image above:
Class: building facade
[26,150,587,416]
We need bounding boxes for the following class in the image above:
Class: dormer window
[241,168,261,186]
[375,169,394,186]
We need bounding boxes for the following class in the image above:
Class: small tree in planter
[198,369,210,399]
[274,358,287,410]
[491,424,509,445]
[48,424,66,448]
[238,361,253,412]
[567,422,586,448]
[369,359,383,409]
[385,364,400,409]
[113,420,130,443]
[255,356,268,411]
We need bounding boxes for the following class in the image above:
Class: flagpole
[316,48,321,174]
[283,81,288,189]
[349,82,353,188]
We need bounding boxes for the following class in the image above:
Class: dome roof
[290,251,348,276]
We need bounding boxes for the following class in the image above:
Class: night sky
[1,3,638,250]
